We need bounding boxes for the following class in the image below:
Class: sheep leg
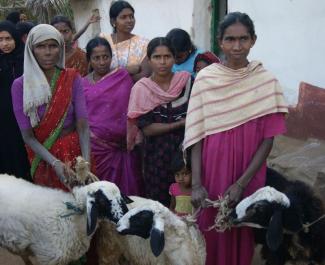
[21,255,34,265]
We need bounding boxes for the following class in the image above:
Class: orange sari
[66,48,88,77]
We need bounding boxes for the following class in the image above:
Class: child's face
[175,168,191,188]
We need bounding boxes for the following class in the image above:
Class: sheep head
[116,206,165,257]
[74,181,133,236]
[229,186,291,251]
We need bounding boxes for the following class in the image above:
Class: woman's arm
[142,119,185,137]
[128,57,152,82]
[72,14,101,42]
[21,129,68,184]
[76,118,90,162]
[225,137,274,207]
[191,140,208,209]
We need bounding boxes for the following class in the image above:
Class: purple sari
[83,69,142,195]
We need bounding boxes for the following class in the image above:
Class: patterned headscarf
[193,51,220,72]
[23,24,65,127]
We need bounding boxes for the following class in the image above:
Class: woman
[128,37,191,206]
[185,12,288,265]
[82,37,142,195]
[51,15,88,77]
[166,28,202,77]
[193,51,220,74]
[11,24,90,191]
[100,0,150,81]
[0,20,30,179]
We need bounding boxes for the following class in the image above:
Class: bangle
[51,159,60,167]
[236,182,244,190]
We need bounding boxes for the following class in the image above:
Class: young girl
[169,152,192,216]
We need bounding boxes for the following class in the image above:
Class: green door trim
[211,0,220,54]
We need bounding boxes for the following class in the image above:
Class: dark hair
[16,21,35,37]
[218,12,256,40]
[6,11,20,25]
[147,37,175,58]
[50,15,73,30]
[86,37,112,62]
[171,152,191,175]
[166,28,196,54]
[109,0,135,31]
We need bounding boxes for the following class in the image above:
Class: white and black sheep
[230,168,325,265]
[97,196,206,265]
[0,174,132,265]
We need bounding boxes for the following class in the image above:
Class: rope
[301,213,325,233]
[59,201,85,218]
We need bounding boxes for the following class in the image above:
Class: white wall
[228,0,325,105]
[71,0,211,51]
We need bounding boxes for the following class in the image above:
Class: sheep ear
[266,209,283,251]
[86,196,98,236]
[121,193,134,204]
[150,216,165,257]
[150,227,165,257]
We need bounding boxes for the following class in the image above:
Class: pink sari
[83,69,142,195]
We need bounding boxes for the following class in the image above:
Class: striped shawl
[183,61,288,149]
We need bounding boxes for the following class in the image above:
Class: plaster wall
[228,0,325,105]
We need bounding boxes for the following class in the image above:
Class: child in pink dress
[169,153,192,216]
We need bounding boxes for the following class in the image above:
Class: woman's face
[33,39,60,71]
[219,22,256,67]
[195,60,209,73]
[90,45,112,77]
[175,50,190,65]
[53,22,73,48]
[149,45,175,76]
[113,8,135,34]
[0,31,16,54]
[20,13,27,22]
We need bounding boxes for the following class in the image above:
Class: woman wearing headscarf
[11,24,90,190]
[193,51,220,74]
[0,20,30,179]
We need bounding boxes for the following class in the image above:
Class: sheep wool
[235,186,290,219]
[98,196,206,265]
[0,174,128,265]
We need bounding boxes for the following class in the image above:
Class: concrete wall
[71,0,211,51]
[228,0,325,105]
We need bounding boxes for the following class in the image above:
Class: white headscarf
[23,24,65,127]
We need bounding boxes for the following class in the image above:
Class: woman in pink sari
[185,13,288,265]
[82,37,141,195]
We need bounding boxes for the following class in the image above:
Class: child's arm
[169,196,176,211]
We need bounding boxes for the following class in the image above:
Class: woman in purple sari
[82,37,142,195]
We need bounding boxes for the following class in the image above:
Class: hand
[191,185,208,209]
[88,14,101,24]
[224,183,244,208]
[178,118,186,127]
[52,161,69,187]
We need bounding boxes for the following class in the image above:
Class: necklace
[114,33,132,68]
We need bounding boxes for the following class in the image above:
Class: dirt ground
[0,246,264,265]
[0,248,24,265]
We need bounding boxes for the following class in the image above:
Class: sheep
[0,174,132,265]
[229,168,325,265]
[97,196,206,265]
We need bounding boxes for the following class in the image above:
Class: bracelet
[235,182,244,190]
[51,159,61,167]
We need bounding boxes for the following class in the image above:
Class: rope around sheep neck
[204,197,325,234]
